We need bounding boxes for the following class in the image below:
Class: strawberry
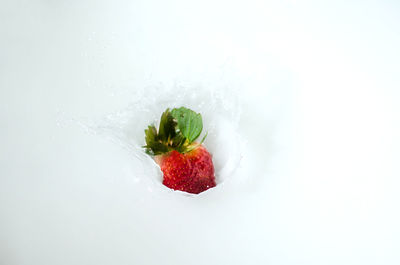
[143,107,216,194]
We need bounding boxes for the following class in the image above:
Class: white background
[1,0,400,264]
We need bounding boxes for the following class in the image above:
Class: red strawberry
[144,107,216,194]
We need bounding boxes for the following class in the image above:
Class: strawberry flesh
[157,145,216,194]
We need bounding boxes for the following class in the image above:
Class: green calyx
[143,107,207,155]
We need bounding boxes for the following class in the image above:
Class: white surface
[1,0,400,264]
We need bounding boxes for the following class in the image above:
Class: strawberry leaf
[144,107,205,155]
[171,107,203,144]
[158,108,177,142]
[144,125,169,155]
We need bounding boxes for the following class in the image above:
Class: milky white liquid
[1,1,399,265]
[87,82,245,196]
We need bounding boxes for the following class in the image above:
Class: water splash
[83,81,244,195]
